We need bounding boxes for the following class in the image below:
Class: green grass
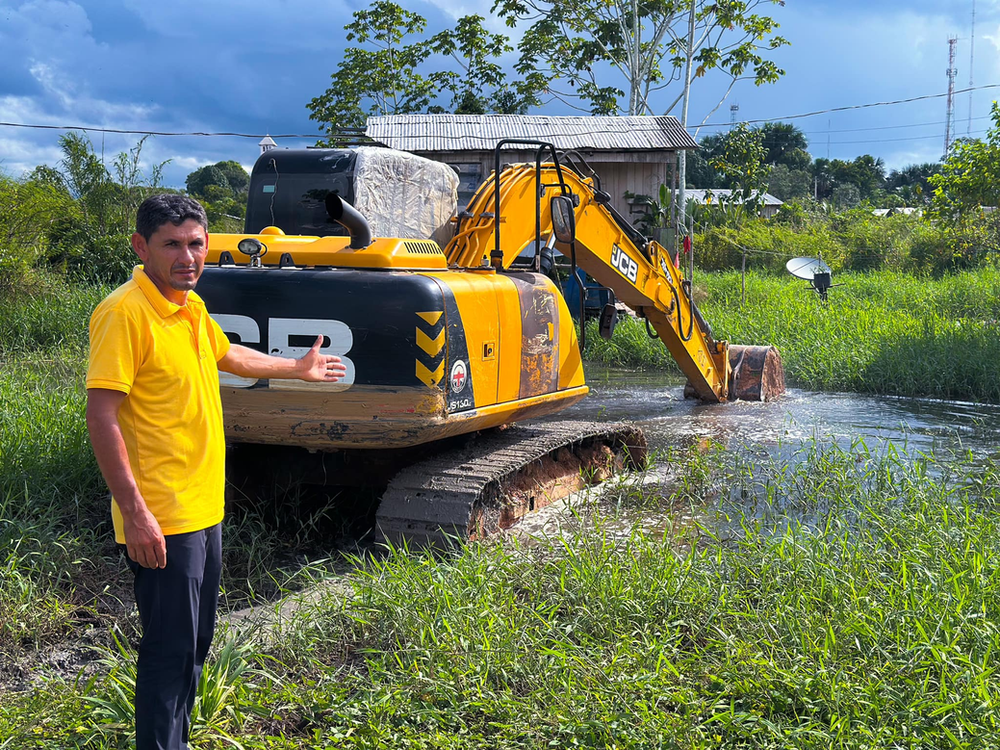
[0,278,114,652]
[0,281,348,662]
[7,441,1000,748]
[6,272,1000,747]
[0,277,107,356]
[585,269,1000,402]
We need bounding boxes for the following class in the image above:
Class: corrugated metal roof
[684,189,784,206]
[366,114,698,152]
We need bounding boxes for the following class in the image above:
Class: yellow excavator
[197,141,784,545]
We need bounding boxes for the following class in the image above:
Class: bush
[0,174,76,291]
[688,202,997,276]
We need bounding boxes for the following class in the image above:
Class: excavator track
[375,420,647,547]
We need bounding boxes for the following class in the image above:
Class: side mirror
[598,303,618,340]
[551,195,576,244]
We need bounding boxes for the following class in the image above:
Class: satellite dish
[786,257,831,280]
[785,256,836,301]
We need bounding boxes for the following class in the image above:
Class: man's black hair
[136,194,209,241]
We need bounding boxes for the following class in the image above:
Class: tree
[831,182,860,210]
[927,104,1000,224]
[214,160,249,194]
[34,133,168,283]
[308,3,539,143]
[429,15,541,116]
[887,162,940,205]
[757,122,810,169]
[493,0,788,116]
[709,122,770,221]
[307,1,437,142]
[811,158,835,201]
[0,172,75,288]
[811,154,885,203]
[840,155,885,200]
[184,161,250,232]
[186,165,230,199]
[685,132,728,188]
[186,161,248,200]
[767,163,811,201]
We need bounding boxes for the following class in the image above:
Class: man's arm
[85,389,167,569]
[218,335,347,382]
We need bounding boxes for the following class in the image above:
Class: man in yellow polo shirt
[86,194,347,750]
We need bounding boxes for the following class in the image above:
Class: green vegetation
[691,203,993,276]
[6,104,1000,747]
[7,442,1000,747]
[0,281,348,670]
[185,159,250,233]
[586,270,1000,402]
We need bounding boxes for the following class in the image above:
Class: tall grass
[586,269,1000,401]
[0,279,112,651]
[0,277,106,355]
[7,440,1000,747]
[0,280,355,660]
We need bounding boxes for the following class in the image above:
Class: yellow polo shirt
[87,266,232,543]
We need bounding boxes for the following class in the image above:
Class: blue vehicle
[562,268,614,320]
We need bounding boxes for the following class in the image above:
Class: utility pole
[945,36,958,155]
[968,0,976,136]
[678,0,696,282]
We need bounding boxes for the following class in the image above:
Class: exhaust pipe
[325,193,372,249]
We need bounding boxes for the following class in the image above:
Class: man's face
[132,219,208,304]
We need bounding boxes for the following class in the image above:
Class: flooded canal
[562,365,1000,459]
[521,364,1000,539]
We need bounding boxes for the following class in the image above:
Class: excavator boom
[443,145,779,402]
[194,144,782,546]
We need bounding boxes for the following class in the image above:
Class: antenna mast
[968,0,976,136]
[945,36,958,155]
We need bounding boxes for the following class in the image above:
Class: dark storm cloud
[0,0,365,182]
[1,0,997,185]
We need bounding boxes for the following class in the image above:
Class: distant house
[872,207,922,217]
[365,114,698,219]
[682,189,784,219]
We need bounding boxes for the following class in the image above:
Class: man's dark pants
[124,524,222,750]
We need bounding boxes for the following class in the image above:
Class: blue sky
[0,0,996,188]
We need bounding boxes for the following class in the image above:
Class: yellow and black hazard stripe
[415,310,445,387]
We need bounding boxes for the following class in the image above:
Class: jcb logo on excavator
[610,244,638,284]
[211,314,355,391]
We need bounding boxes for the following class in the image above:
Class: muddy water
[561,365,1000,459]
[522,365,1000,538]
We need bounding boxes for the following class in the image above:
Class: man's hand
[296,335,348,382]
[87,388,169,569]
[122,502,167,569]
[219,337,348,382]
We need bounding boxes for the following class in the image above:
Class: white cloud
[0,137,63,176]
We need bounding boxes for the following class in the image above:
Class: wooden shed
[365,114,698,220]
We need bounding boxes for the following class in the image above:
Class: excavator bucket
[727,345,786,401]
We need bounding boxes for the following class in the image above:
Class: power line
[0,121,351,138]
[2,83,999,145]
[827,129,986,146]
[794,114,992,136]
[694,83,1000,128]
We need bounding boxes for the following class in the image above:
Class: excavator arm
[445,160,734,401]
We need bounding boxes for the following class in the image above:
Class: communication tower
[945,36,958,155]
[729,104,739,130]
